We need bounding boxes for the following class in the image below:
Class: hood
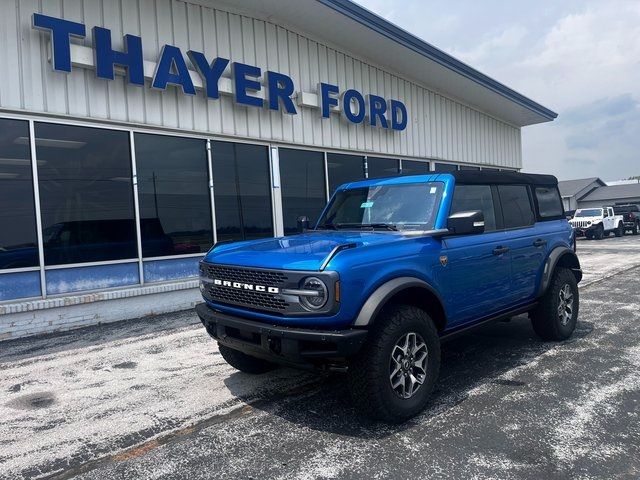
[205,231,403,271]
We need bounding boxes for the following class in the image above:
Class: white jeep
[570,206,625,240]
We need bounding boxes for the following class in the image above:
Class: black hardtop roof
[451,170,558,186]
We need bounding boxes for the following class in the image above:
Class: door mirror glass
[447,210,485,235]
[297,216,310,233]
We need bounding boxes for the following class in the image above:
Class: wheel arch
[353,277,447,332]
[538,247,582,297]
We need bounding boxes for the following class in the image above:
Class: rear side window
[450,185,497,231]
[498,185,535,228]
[535,186,564,218]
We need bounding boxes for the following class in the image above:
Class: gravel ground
[1,234,639,479]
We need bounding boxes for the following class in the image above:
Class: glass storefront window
[279,148,327,235]
[434,162,458,172]
[327,153,364,196]
[35,123,137,265]
[211,141,273,242]
[401,160,431,176]
[368,157,399,179]
[0,119,39,270]
[135,133,213,257]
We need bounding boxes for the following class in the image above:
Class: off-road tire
[615,222,624,237]
[530,267,579,341]
[633,223,639,235]
[585,231,593,240]
[347,304,440,423]
[218,343,278,374]
[594,225,604,240]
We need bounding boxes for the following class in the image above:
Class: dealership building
[0,0,556,339]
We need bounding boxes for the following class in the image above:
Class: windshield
[575,208,602,217]
[317,182,444,231]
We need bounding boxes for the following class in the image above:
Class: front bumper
[572,226,595,236]
[196,303,368,368]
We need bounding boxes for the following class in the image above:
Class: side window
[603,209,609,217]
[498,185,535,228]
[450,185,497,232]
[535,186,564,218]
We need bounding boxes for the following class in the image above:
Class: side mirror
[297,216,310,233]
[447,210,485,235]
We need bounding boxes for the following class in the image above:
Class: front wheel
[218,343,279,374]
[615,223,624,237]
[633,223,639,235]
[530,267,579,341]
[347,305,440,422]
[594,225,604,240]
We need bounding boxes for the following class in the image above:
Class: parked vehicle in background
[196,171,581,422]
[570,207,625,240]
[565,209,576,220]
[613,204,640,235]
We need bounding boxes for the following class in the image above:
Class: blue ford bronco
[196,170,582,421]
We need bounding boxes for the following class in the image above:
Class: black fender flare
[352,277,446,327]
[537,247,582,297]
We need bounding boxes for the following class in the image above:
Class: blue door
[497,185,545,304]
[442,230,513,326]
[441,184,513,327]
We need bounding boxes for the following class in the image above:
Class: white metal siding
[1,0,522,168]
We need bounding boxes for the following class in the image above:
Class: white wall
[0,0,522,169]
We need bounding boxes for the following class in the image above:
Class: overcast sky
[354,0,640,181]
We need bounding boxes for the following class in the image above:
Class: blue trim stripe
[316,0,558,121]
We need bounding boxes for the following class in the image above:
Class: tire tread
[348,305,440,422]
[530,267,579,341]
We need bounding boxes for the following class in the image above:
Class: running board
[439,302,538,343]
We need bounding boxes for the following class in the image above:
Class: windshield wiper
[334,223,398,231]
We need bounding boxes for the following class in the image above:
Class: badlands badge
[439,255,448,267]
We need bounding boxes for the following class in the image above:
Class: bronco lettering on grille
[213,278,280,294]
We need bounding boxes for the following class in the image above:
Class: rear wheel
[530,267,579,341]
[615,222,624,237]
[218,343,279,374]
[347,304,440,423]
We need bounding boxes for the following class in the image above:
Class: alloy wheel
[557,283,574,326]
[389,332,428,399]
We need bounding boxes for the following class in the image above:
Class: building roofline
[317,0,558,121]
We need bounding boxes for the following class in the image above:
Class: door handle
[533,239,547,248]
[493,246,510,255]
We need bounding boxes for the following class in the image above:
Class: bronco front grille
[200,263,290,313]
[206,285,289,312]
[202,264,289,285]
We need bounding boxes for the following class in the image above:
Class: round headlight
[299,277,328,310]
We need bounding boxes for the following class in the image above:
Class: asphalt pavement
[1,235,639,479]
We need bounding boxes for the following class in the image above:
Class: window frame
[449,183,502,233]
[134,132,213,258]
[532,185,565,221]
[495,184,536,230]
[34,121,139,267]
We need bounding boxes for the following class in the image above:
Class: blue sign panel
[33,13,408,131]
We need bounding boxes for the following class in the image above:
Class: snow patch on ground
[551,345,640,464]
